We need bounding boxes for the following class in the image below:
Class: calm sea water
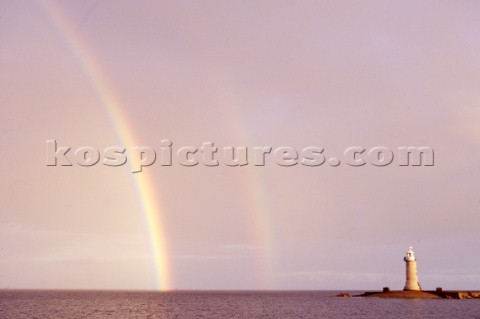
[1,290,480,319]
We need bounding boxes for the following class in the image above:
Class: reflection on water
[1,290,480,319]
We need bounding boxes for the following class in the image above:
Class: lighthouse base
[404,281,421,291]
[356,290,480,299]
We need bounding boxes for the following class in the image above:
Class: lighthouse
[403,246,421,291]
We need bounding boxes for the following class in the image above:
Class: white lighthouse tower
[403,246,421,291]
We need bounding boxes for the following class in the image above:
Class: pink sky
[1,0,480,290]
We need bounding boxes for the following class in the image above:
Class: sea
[1,290,480,319]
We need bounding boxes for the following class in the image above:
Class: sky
[1,0,480,291]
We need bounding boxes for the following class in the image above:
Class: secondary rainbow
[210,81,278,287]
[39,0,171,290]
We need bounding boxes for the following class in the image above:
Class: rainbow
[38,0,279,290]
[216,90,278,287]
[39,0,171,290]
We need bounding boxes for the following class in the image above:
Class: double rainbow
[39,0,278,290]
